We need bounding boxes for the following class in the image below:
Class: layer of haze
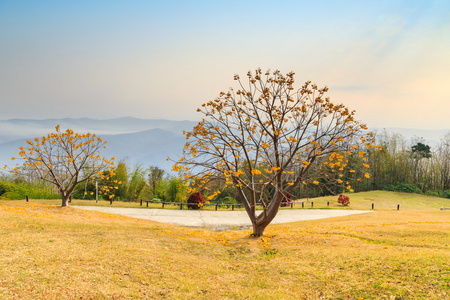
[1,0,449,129]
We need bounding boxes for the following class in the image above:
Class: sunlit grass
[32,190,450,212]
[0,192,449,299]
[307,190,450,211]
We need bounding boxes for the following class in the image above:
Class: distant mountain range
[371,127,450,147]
[0,117,196,143]
[0,117,449,172]
[0,117,197,171]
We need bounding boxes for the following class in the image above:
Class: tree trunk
[244,191,283,237]
[251,201,282,236]
[61,195,70,207]
[252,222,268,237]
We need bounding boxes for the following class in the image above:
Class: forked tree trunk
[250,201,282,236]
[243,191,283,237]
[61,194,70,207]
[252,222,268,237]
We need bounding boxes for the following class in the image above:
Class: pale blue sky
[0,0,449,129]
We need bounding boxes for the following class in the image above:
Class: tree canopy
[412,142,432,159]
[173,69,379,236]
[6,125,116,206]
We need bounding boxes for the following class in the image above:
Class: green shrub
[1,192,22,200]
[425,189,450,199]
[0,181,59,200]
[383,183,421,194]
[444,190,450,199]
[425,190,442,198]
[0,182,26,200]
[394,183,422,194]
[383,184,396,192]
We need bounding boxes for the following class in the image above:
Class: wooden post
[311,202,314,208]
[232,205,234,211]
[372,203,374,209]
[215,204,218,211]
[327,201,329,207]
[290,202,293,208]
[110,199,113,205]
[140,199,142,206]
[180,203,183,210]
[397,204,400,210]
[302,202,304,208]
[26,195,29,202]
[162,202,165,208]
[146,201,149,207]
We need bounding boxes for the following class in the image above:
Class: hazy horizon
[1,0,449,130]
[1,116,450,133]
[1,116,450,131]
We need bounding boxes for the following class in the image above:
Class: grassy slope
[301,190,450,210]
[33,190,450,211]
[0,191,449,299]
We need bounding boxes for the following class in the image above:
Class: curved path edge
[74,206,372,231]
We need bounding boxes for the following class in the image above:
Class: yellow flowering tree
[8,125,116,207]
[173,69,379,236]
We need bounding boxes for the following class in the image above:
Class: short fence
[141,199,303,210]
[139,200,406,211]
[22,195,423,211]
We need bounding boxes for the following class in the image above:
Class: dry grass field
[0,191,449,299]
[31,190,450,211]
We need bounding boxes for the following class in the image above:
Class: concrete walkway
[75,206,372,231]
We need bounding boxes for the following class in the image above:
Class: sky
[0,0,449,130]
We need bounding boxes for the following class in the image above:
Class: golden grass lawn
[32,190,450,211]
[0,191,449,299]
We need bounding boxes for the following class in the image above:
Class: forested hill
[0,117,197,171]
[0,117,197,143]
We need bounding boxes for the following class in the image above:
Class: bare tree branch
[172,69,380,236]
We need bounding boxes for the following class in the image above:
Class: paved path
[75,206,372,231]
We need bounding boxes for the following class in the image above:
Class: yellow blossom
[251,169,261,175]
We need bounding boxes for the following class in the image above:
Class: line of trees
[90,160,241,204]
[286,131,450,198]
[70,160,188,203]
[277,131,450,199]
[363,131,450,197]
[2,132,450,203]
[194,131,450,201]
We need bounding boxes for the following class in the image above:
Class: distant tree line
[69,161,181,202]
[228,130,450,200]
[362,131,450,197]
[2,131,450,202]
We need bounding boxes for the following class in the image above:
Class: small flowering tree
[338,194,350,206]
[6,125,117,207]
[187,191,205,209]
[172,69,380,236]
[280,193,292,207]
